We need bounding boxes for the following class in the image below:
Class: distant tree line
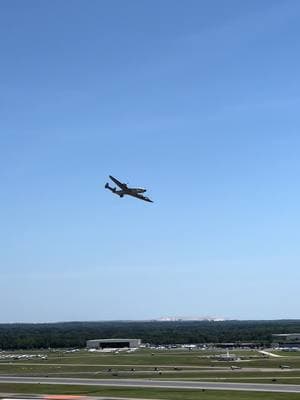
[0,320,300,350]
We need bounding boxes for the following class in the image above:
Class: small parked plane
[105,175,153,203]
[279,365,291,369]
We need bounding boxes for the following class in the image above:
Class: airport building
[86,338,141,349]
[272,333,300,348]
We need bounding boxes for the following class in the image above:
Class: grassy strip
[272,352,300,358]
[3,373,300,381]
[2,350,299,369]
[0,383,300,400]
[2,365,300,380]
[7,354,300,369]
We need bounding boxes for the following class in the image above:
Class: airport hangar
[86,338,141,349]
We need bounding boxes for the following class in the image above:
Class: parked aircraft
[105,175,153,203]
[280,365,291,369]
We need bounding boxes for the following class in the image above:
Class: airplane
[279,365,291,369]
[105,175,153,203]
[230,365,242,370]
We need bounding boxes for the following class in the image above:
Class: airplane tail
[105,183,117,193]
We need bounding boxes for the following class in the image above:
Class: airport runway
[0,376,300,393]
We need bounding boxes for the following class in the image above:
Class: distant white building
[86,338,141,349]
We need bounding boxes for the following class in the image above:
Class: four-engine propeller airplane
[105,175,153,203]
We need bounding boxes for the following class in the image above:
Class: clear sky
[1,0,300,322]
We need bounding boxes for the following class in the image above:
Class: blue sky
[1,0,300,322]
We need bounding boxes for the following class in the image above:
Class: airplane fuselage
[128,188,146,194]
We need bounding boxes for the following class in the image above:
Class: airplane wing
[109,175,128,190]
[133,193,153,203]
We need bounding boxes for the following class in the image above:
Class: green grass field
[273,351,300,357]
[5,348,299,368]
[0,383,300,400]
[2,362,300,383]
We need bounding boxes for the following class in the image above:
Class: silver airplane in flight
[105,175,153,203]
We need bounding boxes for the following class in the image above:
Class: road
[0,376,299,393]
[258,350,283,358]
